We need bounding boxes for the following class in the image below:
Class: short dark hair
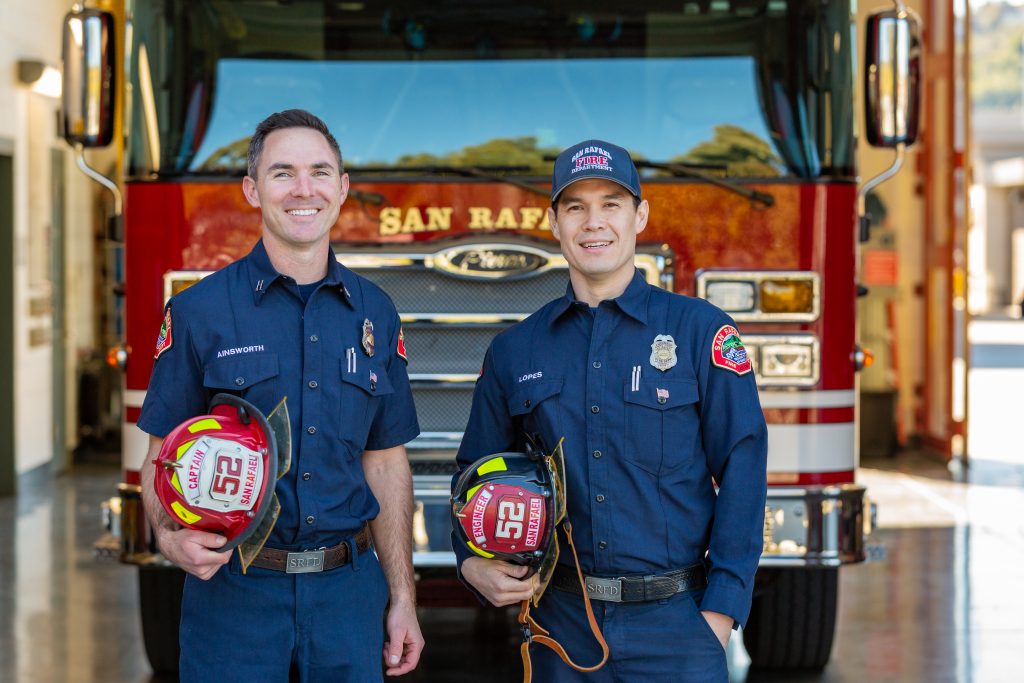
[247,109,343,179]
[551,194,641,215]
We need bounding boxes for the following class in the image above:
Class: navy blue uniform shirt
[454,269,767,626]
[139,239,420,550]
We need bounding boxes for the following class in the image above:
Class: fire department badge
[649,335,677,371]
[396,326,408,363]
[154,307,173,360]
[711,324,751,375]
[361,319,375,357]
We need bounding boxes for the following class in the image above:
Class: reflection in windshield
[128,0,854,181]
[186,57,781,178]
[668,125,783,178]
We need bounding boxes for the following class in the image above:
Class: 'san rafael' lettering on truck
[62,0,920,675]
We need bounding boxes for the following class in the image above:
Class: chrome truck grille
[339,237,673,455]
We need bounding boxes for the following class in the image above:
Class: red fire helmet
[452,439,567,603]
[152,394,281,552]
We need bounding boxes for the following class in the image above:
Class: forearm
[140,435,178,538]
[363,445,416,606]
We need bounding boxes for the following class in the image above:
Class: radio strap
[517,522,609,682]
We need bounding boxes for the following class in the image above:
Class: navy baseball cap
[550,139,642,202]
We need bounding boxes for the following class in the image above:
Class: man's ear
[242,176,261,209]
[548,207,560,241]
[634,199,650,236]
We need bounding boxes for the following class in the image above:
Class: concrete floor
[2,452,1023,683]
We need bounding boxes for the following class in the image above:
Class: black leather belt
[249,524,371,573]
[551,562,707,603]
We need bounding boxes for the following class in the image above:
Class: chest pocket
[508,379,563,442]
[203,354,280,406]
[623,378,701,475]
[339,359,395,447]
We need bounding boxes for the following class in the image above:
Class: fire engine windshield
[126,0,854,181]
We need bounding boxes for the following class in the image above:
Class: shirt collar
[548,268,650,325]
[247,239,355,308]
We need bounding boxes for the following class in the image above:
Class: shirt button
[591,405,600,414]
[523,399,531,408]
[593,361,602,369]
[234,377,245,386]
[598,541,608,550]
[307,426,317,435]
[593,450,603,459]
[302,472,311,481]
[305,515,315,525]
[309,334,319,343]
[308,380,318,389]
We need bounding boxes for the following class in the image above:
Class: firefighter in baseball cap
[152,393,292,572]
[452,437,607,681]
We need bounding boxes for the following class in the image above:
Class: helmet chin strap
[517,521,608,682]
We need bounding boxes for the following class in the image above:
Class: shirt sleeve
[364,312,420,451]
[450,346,518,601]
[137,300,207,438]
[696,315,768,628]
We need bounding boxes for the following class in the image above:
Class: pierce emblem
[650,335,677,371]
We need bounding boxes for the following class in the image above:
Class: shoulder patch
[711,324,751,375]
[154,307,173,360]
[397,326,408,363]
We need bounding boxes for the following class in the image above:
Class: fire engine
[62,0,921,674]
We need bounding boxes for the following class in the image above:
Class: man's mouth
[582,241,611,250]
[287,208,319,216]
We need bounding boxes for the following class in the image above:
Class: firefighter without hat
[152,394,292,572]
[452,437,608,682]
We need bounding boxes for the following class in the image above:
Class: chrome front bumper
[761,484,874,567]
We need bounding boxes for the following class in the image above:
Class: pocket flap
[623,378,699,410]
[508,379,563,416]
[341,358,395,396]
[204,353,279,390]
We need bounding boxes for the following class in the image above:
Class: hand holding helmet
[151,393,291,573]
[452,437,607,681]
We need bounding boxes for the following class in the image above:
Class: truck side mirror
[62,8,115,148]
[864,8,921,148]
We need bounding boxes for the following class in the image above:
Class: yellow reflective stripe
[171,500,201,525]
[465,484,482,500]
[175,438,197,460]
[467,541,494,559]
[170,471,183,495]
[188,418,221,434]
[476,456,507,476]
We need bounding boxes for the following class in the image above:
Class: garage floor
[2,449,1023,683]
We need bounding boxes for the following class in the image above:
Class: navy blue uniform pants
[529,586,728,682]
[179,545,389,683]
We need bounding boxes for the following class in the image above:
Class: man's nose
[582,209,605,230]
[291,173,314,197]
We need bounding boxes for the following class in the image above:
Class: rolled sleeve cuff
[364,422,420,452]
[701,575,754,629]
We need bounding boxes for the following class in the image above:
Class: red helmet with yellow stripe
[152,394,280,552]
[452,439,567,603]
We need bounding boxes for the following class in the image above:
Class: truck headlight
[704,281,756,314]
[696,271,819,322]
[760,278,815,314]
[761,343,814,378]
[742,335,819,386]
